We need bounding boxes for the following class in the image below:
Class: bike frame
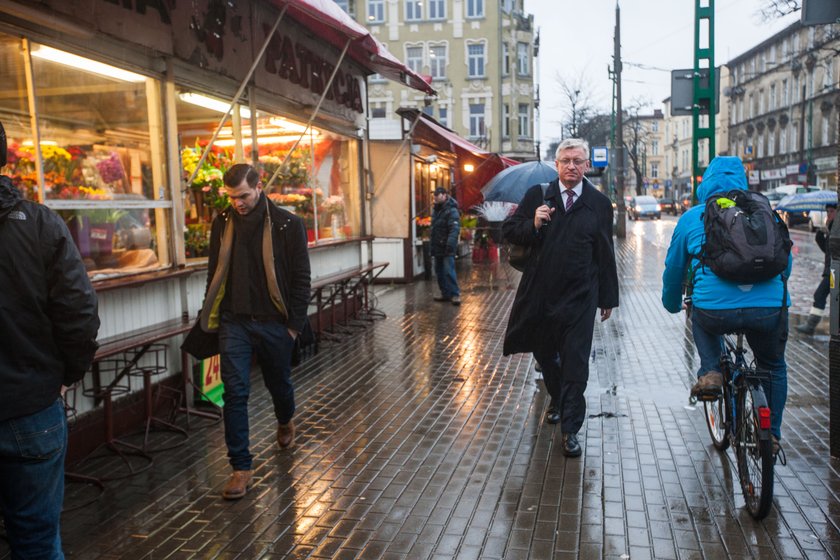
[722,335,772,444]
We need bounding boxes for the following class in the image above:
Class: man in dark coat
[199,164,311,499]
[502,138,619,457]
[430,186,462,305]
[0,121,100,557]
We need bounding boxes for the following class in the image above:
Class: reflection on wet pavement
[10,216,835,560]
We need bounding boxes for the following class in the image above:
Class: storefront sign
[786,164,800,175]
[748,170,760,185]
[197,354,224,406]
[761,168,785,180]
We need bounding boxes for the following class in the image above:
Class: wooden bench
[309,262,389,345]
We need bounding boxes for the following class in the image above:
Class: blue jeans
[692,306,788,439]
[0,399,67,560]
[219,313,296,471]
[434,255,460,298]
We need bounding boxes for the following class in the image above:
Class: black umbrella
[481,160,558,204]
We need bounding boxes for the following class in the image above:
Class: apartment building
[335,0,537,161]
[725,21,839,190]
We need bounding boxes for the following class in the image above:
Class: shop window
[176,92,360,247]
[11,41,171,278]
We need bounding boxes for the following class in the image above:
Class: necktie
[564,189,575,212]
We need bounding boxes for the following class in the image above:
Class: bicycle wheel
[735,384,774,519]
[703,384,730,451]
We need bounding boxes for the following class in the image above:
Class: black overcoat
[502,178,619,356]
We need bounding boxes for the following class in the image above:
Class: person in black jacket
[797,202,836,334]
[199,163,311,500]
[502,138,618,458]
[0,122,100,558]
[430,186,461,305]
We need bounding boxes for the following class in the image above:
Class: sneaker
[690,371,723,398]
[277,420,295,449]
[222,470,253,500]
[433,295,451,302]
[451,296,461,306]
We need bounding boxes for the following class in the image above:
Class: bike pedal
[696,391,722,402]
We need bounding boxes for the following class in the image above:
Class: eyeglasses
[557,158,588,167]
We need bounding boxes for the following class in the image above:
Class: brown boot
[222,470,253,500]
[691,371,723,398]
[277,420,295,449]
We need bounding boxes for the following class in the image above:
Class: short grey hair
[555,138,590,160]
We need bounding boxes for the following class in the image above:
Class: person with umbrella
[797,201,836,334]
[501,138,618,458]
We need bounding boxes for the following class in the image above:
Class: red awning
[270,0,436,95]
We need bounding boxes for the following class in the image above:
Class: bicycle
[696,332,776,520]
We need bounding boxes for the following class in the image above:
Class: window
[651,163,659,179]
[422,105,434,116]
[334,0,350,13]
[824,62,833,90]
[406,46,423,74]
[782,79,789,105]
[371,107,386,118]
[502,104,510,138]
[769,84,776,110]
[748,93,754,119]
[438,106,448,127]
[823,115,830,146]
[469,103,485,138]
[758,90,764,115]
[792,124,799,153]
[369,73,387,83]
[517,42,529,75]
[467,0,484,17]
[651,121,659,132]
[517,104,530,138]
[428,0,445,20]
[429,45,447,80]
[405,0,422,20]
[367,0,384,23]
[467,43,485,78]
[768,131,775,156]
[651,140,659,156]
[780,126,787,154]
[20,42,173,277]
[502,43,510,76]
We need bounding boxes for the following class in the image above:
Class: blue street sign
[592,146,608,168]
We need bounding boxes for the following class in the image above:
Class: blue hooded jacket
[661,156,792,313]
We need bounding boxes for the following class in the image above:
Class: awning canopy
[397,108,519,210]
[270,0,436,95]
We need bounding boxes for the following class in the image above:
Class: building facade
[336,0,538,161]
[726,21,839,191]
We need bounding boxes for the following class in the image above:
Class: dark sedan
[658,197,678,215]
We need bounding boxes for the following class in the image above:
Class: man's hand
[288,328,299,340]
[600,308,612,322]
[534,204,555,230]
[60,385,70,397]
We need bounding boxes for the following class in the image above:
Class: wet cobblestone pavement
[2,217,838,559]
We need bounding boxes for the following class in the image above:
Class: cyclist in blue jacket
[662,156,791,451]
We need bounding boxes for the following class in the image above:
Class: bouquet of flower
[96,152,125,184]
[320,195,345,215]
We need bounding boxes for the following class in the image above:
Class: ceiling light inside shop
[214,135,314,147]
[179,92,252,119]
[268,117,312,135]
[31,45,146,82]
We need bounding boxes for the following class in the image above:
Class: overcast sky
[525,0,801,153]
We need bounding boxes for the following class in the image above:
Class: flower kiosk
[0,0,434,462]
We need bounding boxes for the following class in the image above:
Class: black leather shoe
[562,433,582,457]
[545,408,561,424]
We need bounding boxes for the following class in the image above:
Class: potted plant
[471,201,517,244]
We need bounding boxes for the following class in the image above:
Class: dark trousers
[813,273,830,310]
[533,310,597,434]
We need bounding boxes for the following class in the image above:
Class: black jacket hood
[0,175,22,221]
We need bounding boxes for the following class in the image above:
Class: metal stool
[62,384,104,511]
[126,343,189,453]
[77,358,153,481]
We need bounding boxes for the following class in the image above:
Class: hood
[696,156,747,204]
[0,175,22,221]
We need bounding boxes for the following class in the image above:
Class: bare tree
[622,99,654,197]
[555,72,604,139]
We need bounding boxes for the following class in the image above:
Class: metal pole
[830,104,840,458]
[614,2,626,239]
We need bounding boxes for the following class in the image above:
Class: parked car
[658,197,678,215]
[627,195,661,220]
[678,193,694,214]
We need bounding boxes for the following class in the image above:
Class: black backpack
[701,189,792,283]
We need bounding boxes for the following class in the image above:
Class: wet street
[3,216,838,559]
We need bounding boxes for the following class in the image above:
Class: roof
[270,0,436,95]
